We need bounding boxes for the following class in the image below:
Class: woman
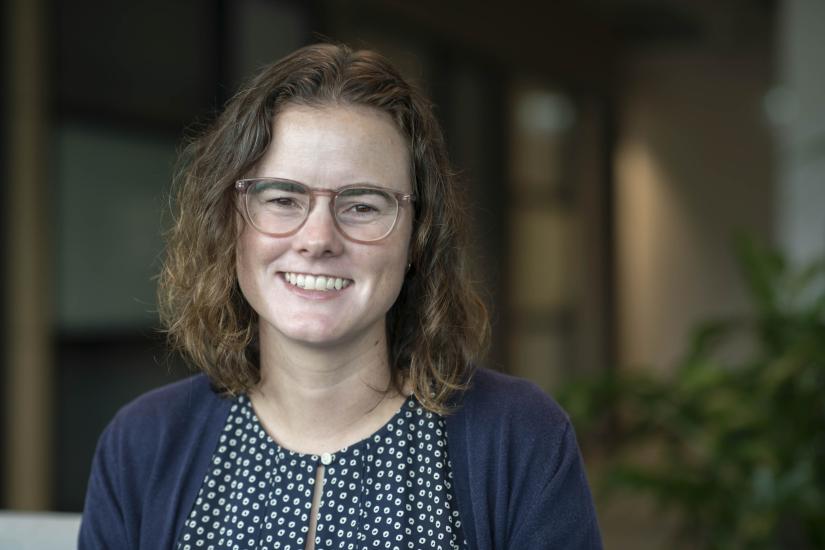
[79,43,602,549]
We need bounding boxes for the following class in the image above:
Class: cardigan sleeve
[447,368,603,549]
[78,417,131,549]
[507,420,602,548]
[77,375,231,550]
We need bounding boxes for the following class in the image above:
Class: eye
[251,180,309,212]
[349,203,379,214]
[336,188,394,220]
[268,196,301,208]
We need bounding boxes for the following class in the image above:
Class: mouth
[281,272,353,292]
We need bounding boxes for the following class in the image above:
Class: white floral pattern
[177,395,465,549]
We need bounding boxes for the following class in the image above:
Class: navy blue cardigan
[79,368,603,549]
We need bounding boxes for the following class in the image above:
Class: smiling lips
[283,272,353,292]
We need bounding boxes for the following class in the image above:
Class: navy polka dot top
[176,394,467,549]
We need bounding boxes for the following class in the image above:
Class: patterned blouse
[176,394,467,550]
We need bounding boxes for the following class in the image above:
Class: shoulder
[91,374,232,505]
[81,375,234,547]
[114,373,220,420]
[456,367,570,433]
[102,374,229,457]
[446,368,602,548]
[112,374,219,424]
[448,367,578,479]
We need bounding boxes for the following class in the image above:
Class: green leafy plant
[560,240,825,549]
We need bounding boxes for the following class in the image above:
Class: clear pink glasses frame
[234,177,415,244]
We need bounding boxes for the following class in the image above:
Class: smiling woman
[78,43,603,550]
[235,105,414,355]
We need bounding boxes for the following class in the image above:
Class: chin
[281,317,386,350]
[278,322,349,347]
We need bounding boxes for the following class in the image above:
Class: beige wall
[615,48,775,369]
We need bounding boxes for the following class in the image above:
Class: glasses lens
[334,187,399,241]
[246,180,310,235]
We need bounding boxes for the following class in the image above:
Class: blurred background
[2,0,824,547]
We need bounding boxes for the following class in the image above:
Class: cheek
[235,237,255,304]
[379,236,413,289]
[398,215,414,262]
[234,229,272,301]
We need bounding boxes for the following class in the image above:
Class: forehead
[257,104,411,192]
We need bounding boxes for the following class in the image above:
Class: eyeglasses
[235,178,415,243]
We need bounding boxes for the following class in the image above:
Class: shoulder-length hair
[158,43,489,413]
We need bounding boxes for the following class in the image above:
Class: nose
[292,198,344,257]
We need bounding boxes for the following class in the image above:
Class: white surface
[0,512,81,550]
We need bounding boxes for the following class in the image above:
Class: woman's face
[236,104,413,351]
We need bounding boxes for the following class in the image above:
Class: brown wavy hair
[158,43,489,413]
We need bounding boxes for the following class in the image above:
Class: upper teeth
[284,272,352,291]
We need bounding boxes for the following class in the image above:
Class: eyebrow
[253,177,405,192]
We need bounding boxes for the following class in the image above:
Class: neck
[249,326,406,455]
